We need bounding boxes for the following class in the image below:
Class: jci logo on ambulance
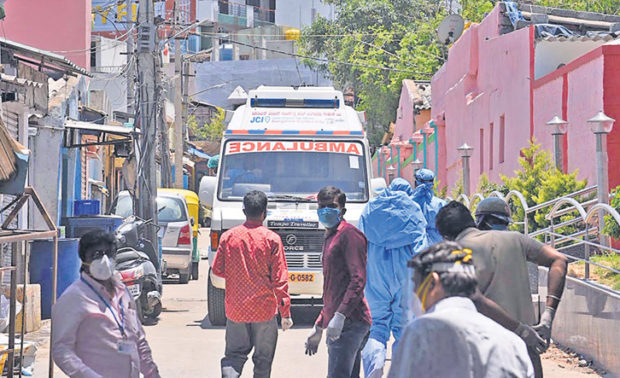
[225,141,363,156]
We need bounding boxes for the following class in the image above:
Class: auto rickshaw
[158,188,201,280]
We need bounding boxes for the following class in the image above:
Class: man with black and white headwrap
[389,241,534,378]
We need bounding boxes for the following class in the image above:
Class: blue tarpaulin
[188,146,210,160]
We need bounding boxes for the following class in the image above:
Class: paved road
[33,229,602,377]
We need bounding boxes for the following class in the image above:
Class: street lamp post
[409,133,423,162]
[430,121,439,174]
[412,158,423,185]
[588,111,615,205]
[588,111,615,247]
[458,142,474,197]
[377,147,382,177]
[546,115,568,172]
[387,164,396,184]
[381,147,389,181]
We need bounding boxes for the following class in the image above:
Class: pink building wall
[432,4,532,190]
[602,47,620,189]
[431,3,620,192]
[2,0,92,70]
[532,48,616,188]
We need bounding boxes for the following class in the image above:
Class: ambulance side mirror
[199,176,217,208]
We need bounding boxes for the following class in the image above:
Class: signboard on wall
[91,0,166,33]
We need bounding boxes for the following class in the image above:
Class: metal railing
[447,185,619,282]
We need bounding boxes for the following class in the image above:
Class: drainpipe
[431,121,439,174]
[422,133,428,169]
[396,145,401,177]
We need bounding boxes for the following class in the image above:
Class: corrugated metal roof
[0,37,90,77]
[538,33,619,42]
[0,73,44,88]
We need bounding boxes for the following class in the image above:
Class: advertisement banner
[92,1,165,33]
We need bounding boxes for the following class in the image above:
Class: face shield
[404,248,475,321]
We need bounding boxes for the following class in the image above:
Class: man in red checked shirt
[212,190,293,378]
[305,186,372,378]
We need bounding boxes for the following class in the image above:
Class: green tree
[603,186,620,239]
[298,0,447,145]
[187,108,227,141]
[205,108,227,141]
[501,140,587,235]
[535,0,619,15]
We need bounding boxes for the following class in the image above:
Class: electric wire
[219,38,433,76]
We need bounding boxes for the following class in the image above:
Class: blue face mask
[317,207,342,229]
[490,223,508,231]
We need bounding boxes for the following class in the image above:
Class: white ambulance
[200,86,386,325]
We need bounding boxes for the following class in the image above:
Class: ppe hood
[389,177,414,197]
[360,186,427,249]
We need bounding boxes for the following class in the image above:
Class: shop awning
[63,119,136,148]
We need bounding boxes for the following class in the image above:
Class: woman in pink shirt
[52,230,160,378]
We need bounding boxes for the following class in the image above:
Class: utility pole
[126,0,135,114]
[182,59,190,149]
[174,1,184,188]
[212,24,220,62]
[136,0,159,250]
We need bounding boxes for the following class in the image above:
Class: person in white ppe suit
[389,241,534,378]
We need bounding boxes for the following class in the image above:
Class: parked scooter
[115,216,163,323]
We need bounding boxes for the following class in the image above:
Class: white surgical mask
[89,255,115,281]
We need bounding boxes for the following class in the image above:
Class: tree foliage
[603,186,620,239]
[501,140,587,235]
[535,0,619,15]
[187,108,227,141]
[298,0,447,145]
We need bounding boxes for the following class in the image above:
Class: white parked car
[112,191,194,284]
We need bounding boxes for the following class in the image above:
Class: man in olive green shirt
[436,201,568,378]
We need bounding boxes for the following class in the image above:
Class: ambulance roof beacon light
[250,97,340,109]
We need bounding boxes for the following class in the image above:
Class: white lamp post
[588,110,615,249]
[588,111,615,206]
[546,115,568,171]
[457,142,474,197]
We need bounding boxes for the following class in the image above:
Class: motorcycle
[115,216,163,324]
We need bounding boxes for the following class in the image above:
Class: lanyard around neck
[81,277,125,337]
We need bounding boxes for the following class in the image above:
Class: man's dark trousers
[327,319,370,378]
[221,316,278,378]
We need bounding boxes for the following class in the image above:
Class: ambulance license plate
[289,273,315,283]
